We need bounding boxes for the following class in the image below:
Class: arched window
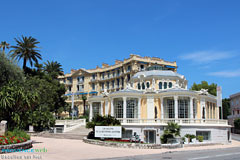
[178,98,189,118]
[169,82,172,88]
[159,82,162,89]
[138,83,141,90]
[92,102,101,117]
[114,98,123,118]
[126,98,138,118]
[142,82,145,90]
[146,82,150,88]
[164,82,167,89]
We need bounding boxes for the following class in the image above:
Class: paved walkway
[1,137,240,160]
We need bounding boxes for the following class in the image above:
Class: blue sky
[1,0,240,98]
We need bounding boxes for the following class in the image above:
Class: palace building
[87,58,230,144]
[59,54,230,144]
[59,54,177,116]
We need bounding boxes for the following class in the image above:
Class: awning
[165,65,176,69]
[89,91,98,94]
[65,92,88,96]
[75,92,88,95]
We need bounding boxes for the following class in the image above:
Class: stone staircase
[37,126,91,140]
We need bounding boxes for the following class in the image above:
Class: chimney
[115,60,122,65]
[102,63,109,68]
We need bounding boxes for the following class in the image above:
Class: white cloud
[208,69,240,78]
[179,50,235,64]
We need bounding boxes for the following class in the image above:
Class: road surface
[96,147,240,160]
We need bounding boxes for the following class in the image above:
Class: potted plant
[196,135,203,142]
[185,134,196,143]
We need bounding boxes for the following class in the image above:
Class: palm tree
[0,41,10,52]
[82,95,87,115]
[11,36,42,71]
[44,60,64,78]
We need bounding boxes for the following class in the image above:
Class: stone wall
[0,121,7,136]
[0,140,33,154]
[83,138,162,149]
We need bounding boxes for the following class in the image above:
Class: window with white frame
[126,98,138,118]
[196,131,211,140]
[146,82,150,88]
[142,82,145,90]
[92,102,101,117]
[164,82,167,89]
[178,97,189,118]
[164,98,175,118]
[122,130,132,138]
[114,98,123,118]
[101,83,104,90]
[92,83,95,90]
[138,83,141,90]
[169,82,172,88]
[159,82,162,89]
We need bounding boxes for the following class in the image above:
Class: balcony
[116,118,229,126]
[228,114,240,119]
[65,81,72,85]
[91,78,97,82]
[77,80,84,84]
[77,89,84,92]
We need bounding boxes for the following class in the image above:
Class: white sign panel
[217,86,222,107]
[95,126,122,138]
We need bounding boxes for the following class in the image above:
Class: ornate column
[111,98,114,116]
[100,101,104,116]
[160,97,164,119]
[123,97,127,123]
[89,102,93,122]
[174,96,178,119]
[190,97,194,119]
[105,100,108,116]
[138,97,141,118]
[200,98,205,119]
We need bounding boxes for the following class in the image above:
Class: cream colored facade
[58,54,177,115]
[88,65,230,144]
[228,92,240,128]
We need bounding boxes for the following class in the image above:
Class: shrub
[181,137,186,142]
[196,135,203,142]
[161,122,181,144]
[185,134,196,143]
[86,115,121,130]
[6,129,30,140]
[234,118,240,130]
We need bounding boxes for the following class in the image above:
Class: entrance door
[144,130,156,144]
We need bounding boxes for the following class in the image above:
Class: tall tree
[44,60,64,79]
[11,36,42,71]
[0,41,10,52]
[190,81,217,96]
[0,51,24,88]
[82,95,87,115]
[222,98,230,119]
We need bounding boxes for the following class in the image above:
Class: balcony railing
[116,118,228,125]
[65,81,72,85]
[91,78,97,82]
[227,114,240,119]
[77,80,84,84]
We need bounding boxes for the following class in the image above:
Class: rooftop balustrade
[117,118,228,126]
